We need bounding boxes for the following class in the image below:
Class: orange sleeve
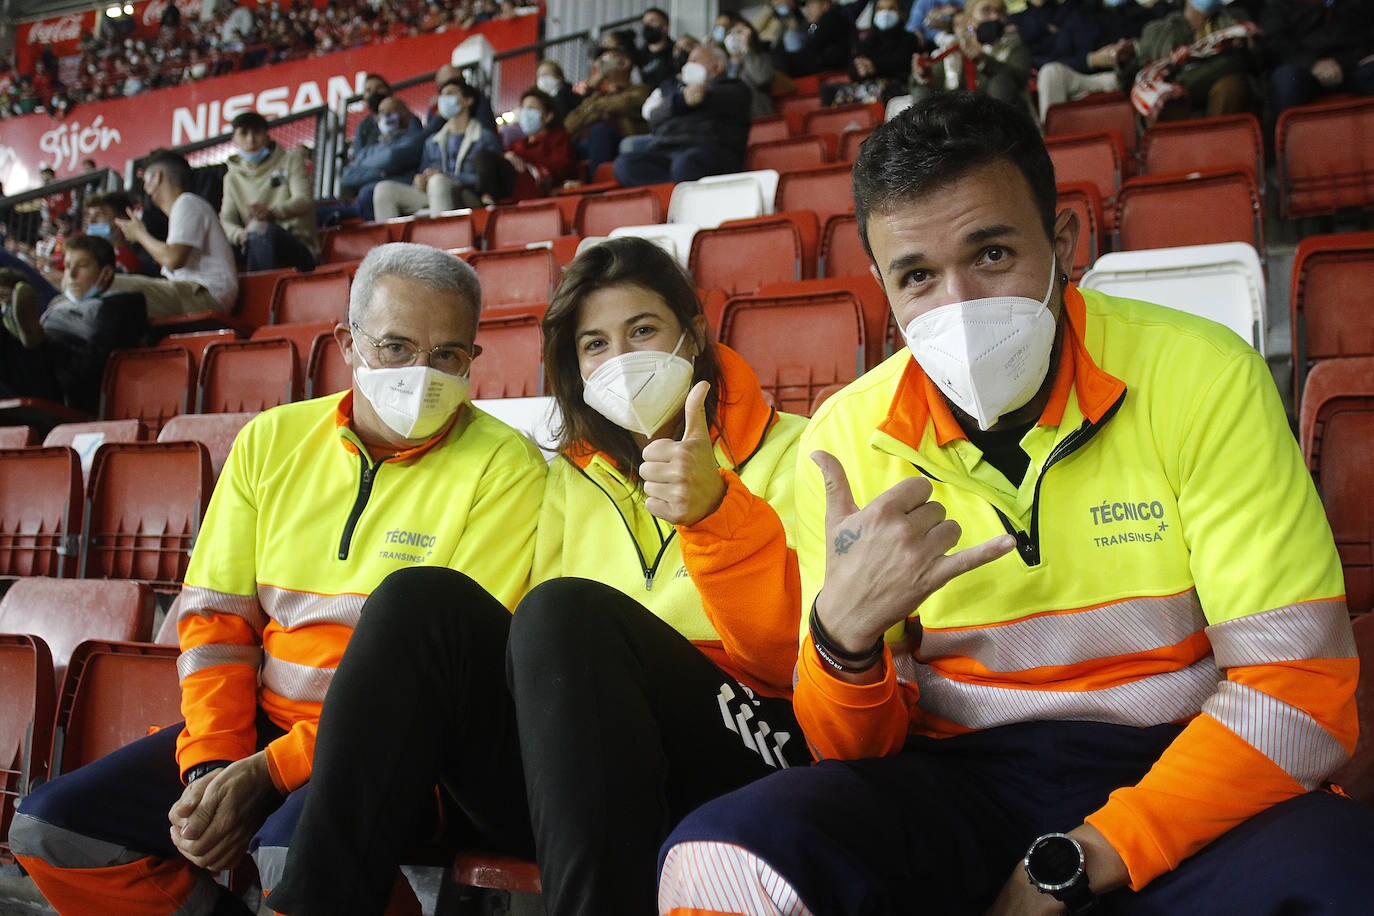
[678,469,801,696]
[264,721,318,793]
[793,635,916,760]
[174,605,264,777]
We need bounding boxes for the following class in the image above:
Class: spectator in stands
[657,89,1374,916]
[909,0,1031,108]
[1011,0,1067,68]
[565,47,651,177]
[0,236,147,411]
[1033,0,1170,124]
[83,190,147,275]
[8,242,547,916]
[830,0,925,104]
[220,111,319,272]
[724,19,777,117]
[536,58,581,118]
[637,7,677,88]
[340,96,426,220]
[0,266,62,403]
[506,87,578,200]
[271,235,809,916]
[1263,0,1374,117]
[354,72,393,152]
[753,1,804,50]
[780,0,856,77]
[373,78,506,218]
[109,149,239,318]
[905,0,964,46]
[614,45,752,187]
[1130,0,1259,120]
[713,10,743,45]
[220,0,259,50]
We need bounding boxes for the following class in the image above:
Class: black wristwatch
[1023,833,1098,913]
[184,760,229,785]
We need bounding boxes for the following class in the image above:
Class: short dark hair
[543,237,722,478]
[851,91,1057,259]
[644,6,669,23]
[364,72,389,88]
[230,110,269,133]
[519,87,561,128]
[142,149,193,190]
[86,189,137,216]
[440,77,476,102]
[64,234,117,270]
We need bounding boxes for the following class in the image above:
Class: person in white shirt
[113,150,239,318]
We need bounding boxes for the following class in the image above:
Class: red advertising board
[0,14,538,193]
[14,11,96,73]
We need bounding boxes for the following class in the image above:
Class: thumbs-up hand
[810,450,1016,656]
[641,380,726,527]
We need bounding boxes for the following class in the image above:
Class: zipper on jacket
[911,392,1126,568]
[338,451,384,560]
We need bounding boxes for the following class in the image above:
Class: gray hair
[702,44,727,70]
[347,242,483,325]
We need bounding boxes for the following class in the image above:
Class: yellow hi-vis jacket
[794,286,1357,891]
[175,392,546,792]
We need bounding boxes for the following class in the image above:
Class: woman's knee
[509,577,628,664]
[355,567,494,647]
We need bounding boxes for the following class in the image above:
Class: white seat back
[608,223,700,267]
[472,396,561,461]
[668,169,778,228]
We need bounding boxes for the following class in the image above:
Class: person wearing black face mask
[354,72,393,152]
[909,0,1030,108]
[637,7,676,87]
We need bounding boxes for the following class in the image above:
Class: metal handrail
[0,167,120,209]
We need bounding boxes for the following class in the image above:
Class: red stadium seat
[323,222,391,264]
[307,333,351,399]
[0,427,33,448]
[0,577,154,688]
[719,290,866,416]
[689,218,803,294]
[748,115,791,145]
[1330,613,1374,804]
[471,306,545,399]
[1044,92,1139,158]
[252,322,332,382]
[801,102,880,140]
[1115,168,1263,254]
[1140,113,1264,187]
[468,247,559,311]
[1057,182,1104,281]
[574,187,664,237]
[1276,96,1374,219]
[1290,231,1374,401]
[1045,131,1126,231]
[745,136,829,173]
[100,347,194,437]
[402,212,478,251]
[43,419,145,449]
[81,441,213,589]
[156,329,239,375]
[49,640,181,779]
[776,163,854,225]
[777,93,823,135]
[758,274,890,370]
[820,213,870,280]
[270,268,352,325]
[158,413,255,480]
[486,201,565,249]
[839,128,872,162]
[450,851,542,895]
[235,267,295,330]
[1299,357,1374,617]
[0,633,54,864]
[197,339,300,413]
[0,447,82,579]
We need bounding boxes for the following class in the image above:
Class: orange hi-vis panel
[176,392,546,791]
[533,345,806,698]
[794,286,1357,890]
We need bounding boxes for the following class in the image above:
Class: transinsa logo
[171,71,368,145]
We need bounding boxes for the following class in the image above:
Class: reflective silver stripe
[919,590,1206,673]
[1204,680,1350,790]
[253,843,288,895]
[8,812,145,867]
[1207,600,1355,668]
[177,643,264,681]
[178,584,268,631]
[658,840,813,916]
[261,653,335,703]
[259,584,366,630]
[905,655,1222,730]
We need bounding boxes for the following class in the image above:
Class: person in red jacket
[505,87,579,199]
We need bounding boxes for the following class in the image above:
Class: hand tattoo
[834,526,862,555]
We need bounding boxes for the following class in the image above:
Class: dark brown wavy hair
[542,236,722,478]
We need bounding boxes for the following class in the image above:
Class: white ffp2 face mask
[582,333,695,438]
[354,353,469,441]
[902,258,1060,432]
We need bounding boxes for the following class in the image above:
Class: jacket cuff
[800,633,898,707]
[680,469,750,541]
[1083,799,1173,892]
[264,731,312,793]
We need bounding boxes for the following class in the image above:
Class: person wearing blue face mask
[831,0,925,105]
[340,96,427,221]
[220,110,319,271]
[504,88,578,200]
[373,77,507,218]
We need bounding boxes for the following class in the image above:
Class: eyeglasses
[350,323,480,376]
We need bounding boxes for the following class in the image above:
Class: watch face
[1028,835,1082,889]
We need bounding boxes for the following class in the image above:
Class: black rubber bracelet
[184,760,230,785]
[809,601,884,672]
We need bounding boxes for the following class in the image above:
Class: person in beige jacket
[220,110,319,272]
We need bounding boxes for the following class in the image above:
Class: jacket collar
[877,284,1127,451]
[334,390,465,462]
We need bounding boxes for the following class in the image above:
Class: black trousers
[508,577,807,916]
[271,567,531,915]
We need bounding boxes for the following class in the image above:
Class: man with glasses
[10,243,547,916]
